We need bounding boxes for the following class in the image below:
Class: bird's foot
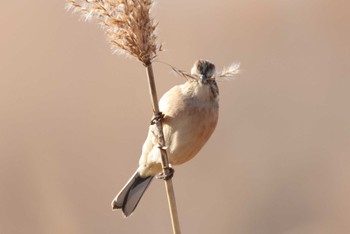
[157,144,168,150]
[150,112,164,125]
[156,167,174,181]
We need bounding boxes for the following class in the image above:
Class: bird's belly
[166,106,218,165]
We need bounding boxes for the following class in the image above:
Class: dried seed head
[66,0,162,65]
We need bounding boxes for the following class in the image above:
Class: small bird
[112,59,220,217]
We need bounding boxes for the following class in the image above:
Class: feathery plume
[218,63,240,80]
[66,0,162,65]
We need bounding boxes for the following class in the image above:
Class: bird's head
[190,60,216,84]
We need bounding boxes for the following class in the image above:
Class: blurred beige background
[1,0,350,233]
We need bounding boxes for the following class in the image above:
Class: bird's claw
[156,167,174,181]
[150,112,164,125]
[157,144,168,150]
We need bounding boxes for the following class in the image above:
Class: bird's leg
[156,167,175,181]
[156,144,173,180]
[150,111,174,180]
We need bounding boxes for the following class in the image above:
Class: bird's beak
[199,74,208,84]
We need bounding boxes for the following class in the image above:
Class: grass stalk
[145,63,181,234]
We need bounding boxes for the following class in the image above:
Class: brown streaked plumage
[112,60,219,217]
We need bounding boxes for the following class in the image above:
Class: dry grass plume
[66,0,162,65]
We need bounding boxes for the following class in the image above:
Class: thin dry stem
[66,0,162,64]
[145,64,181,234]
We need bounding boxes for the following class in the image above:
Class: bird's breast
[162,96,219,165]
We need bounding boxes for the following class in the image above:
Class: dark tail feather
[111,171,153,217]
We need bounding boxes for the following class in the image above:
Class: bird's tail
[111,171,153,217]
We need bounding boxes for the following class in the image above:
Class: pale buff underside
[138,80,219,177]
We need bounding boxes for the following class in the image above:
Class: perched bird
[112,59,220,217]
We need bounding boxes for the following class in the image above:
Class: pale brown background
[1,0,350,233]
